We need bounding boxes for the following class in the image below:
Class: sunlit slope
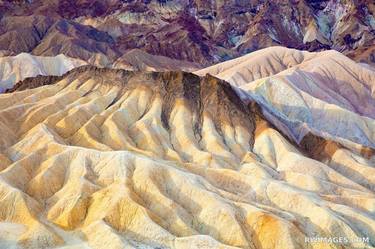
[0,67,374,249]
[0,53,87,91]
[196,47,317,85]
[196,47,375,149]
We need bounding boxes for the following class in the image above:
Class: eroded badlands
[0,67,374,249]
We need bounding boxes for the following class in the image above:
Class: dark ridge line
[6,65,206,92]
[5,65,96,93]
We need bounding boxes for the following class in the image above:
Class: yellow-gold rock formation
[0,67,374,249]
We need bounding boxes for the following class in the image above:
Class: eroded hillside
[0,67,374,249]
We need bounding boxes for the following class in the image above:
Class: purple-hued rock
[0,0,373,66]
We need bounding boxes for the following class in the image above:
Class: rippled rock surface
[0,65,374,249]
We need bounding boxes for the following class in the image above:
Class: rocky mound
[0,67,374,249]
